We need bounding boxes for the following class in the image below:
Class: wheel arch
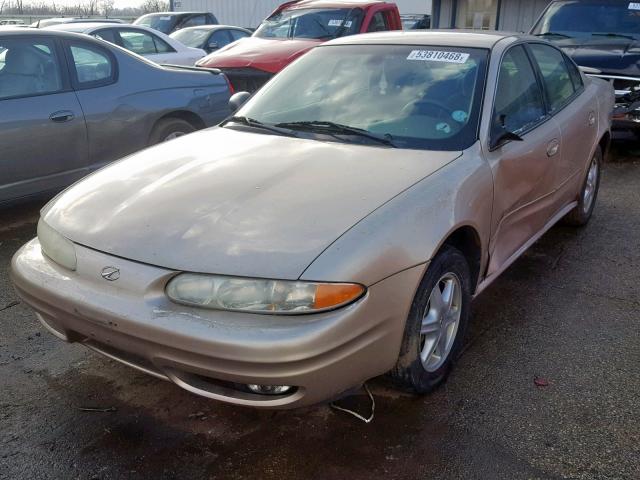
[435,225,483,294]
[152,110,206,134]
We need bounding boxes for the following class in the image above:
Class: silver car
[0,29,232,204]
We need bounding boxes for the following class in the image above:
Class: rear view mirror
[228,91,251,112]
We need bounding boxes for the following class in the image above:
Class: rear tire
[563,146,602,227]
[391,245,472,394]
[148,118,196,146]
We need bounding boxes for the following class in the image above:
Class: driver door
[483,44,561,275]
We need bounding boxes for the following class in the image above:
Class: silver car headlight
[37,219,77,271]
[166,273,365,314]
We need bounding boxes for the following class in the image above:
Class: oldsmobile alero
[11,31,614,408]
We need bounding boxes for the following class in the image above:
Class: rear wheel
[391,245,472,394]
[563,146,602,227]
[148,118,196,146]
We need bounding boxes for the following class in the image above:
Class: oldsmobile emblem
[101,267,120,281]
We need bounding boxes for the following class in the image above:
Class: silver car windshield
[235,45,489,151]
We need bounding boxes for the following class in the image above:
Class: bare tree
[141,0,169,14]
[100,0,114,17]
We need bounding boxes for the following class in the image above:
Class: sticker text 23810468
[407,50,470,63]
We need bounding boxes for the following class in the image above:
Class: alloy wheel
[419,272,462,372]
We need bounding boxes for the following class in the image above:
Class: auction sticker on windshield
[630,2,640,9]
[407,50,470,63]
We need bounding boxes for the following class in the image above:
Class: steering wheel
[401,99,455,119]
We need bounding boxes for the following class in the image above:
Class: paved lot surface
[1,143,639,480]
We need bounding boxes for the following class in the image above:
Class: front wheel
[391,245,472,394]
[563,146,602,227]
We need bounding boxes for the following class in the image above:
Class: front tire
[563,146,602,227]
[391,245,472,394]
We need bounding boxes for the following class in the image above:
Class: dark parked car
[134,12,218,35]
[170,25,252,54]
[0,29,232,204]
[400,14,430,30]
[531,0,640,133]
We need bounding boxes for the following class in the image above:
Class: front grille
[589,73,640,97]
[220,68,274,94]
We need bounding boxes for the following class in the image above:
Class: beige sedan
[12,31,614,409]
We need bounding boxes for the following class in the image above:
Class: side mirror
[490,126,523,150]
[228,91,251,112]
[206,41,218,52]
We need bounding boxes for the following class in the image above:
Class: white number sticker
[629,2,640,9]
[407,50,470,63]
[328,19,352,27]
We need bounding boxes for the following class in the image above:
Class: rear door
[62,38,130,169]
[528,42,598,193]
[0,35,88,202]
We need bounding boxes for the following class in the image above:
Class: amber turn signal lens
[314,283,365,310]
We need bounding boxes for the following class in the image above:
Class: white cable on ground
[329,383,375,424]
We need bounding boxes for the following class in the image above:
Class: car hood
[196,36,321,73]
[42,128,460,279]
[551,37,640,76]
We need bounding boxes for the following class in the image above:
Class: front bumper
[11,239,423,409]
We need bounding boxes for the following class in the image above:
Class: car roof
[46,22,110,32]
[285,0,389,9]
[326,30,527,49]
[139,11,209,16]
[172,24,251,32]
[0,27,109,40]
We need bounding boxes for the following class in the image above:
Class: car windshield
[532,0,640,39]
[232,45,488,151]
[254,8,363,39]
[171,27,210,47]
[135,14,178,34]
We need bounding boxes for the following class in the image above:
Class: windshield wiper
[274,121,397,147]
[221,116,298,137]
[592,32,637,41]
[534,32,572,39]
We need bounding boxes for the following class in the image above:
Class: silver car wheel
[163,131,186,142]
[419,272,462,373]
[582,155,599,213]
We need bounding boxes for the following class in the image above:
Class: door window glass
[229,29,250,41]
[367,12,389,32]
[455,0,498,29]
[493,45,546,135]
[182,15,207,27]
[529,43,575,111]
[119,30,158,55]
[92,29,117,44]
[151,33,174,53]
[210,30,233,49]
[0,38,62,99]
[70,44,114,85]
[564,53,583,92]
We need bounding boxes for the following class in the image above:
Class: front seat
[0,46,44,98]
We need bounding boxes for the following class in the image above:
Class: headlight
[166,273,365,314]
[37,219,77,271]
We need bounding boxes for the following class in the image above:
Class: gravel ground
[1,143,638,480]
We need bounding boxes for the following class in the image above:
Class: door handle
[588,111,596,126]
[49,111,75,123]
[547,139,560,157]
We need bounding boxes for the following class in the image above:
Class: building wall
[497,0,550,31]
[432,0,550,32]
[174,0,433,29]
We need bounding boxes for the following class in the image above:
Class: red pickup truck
[196,0,402,92]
